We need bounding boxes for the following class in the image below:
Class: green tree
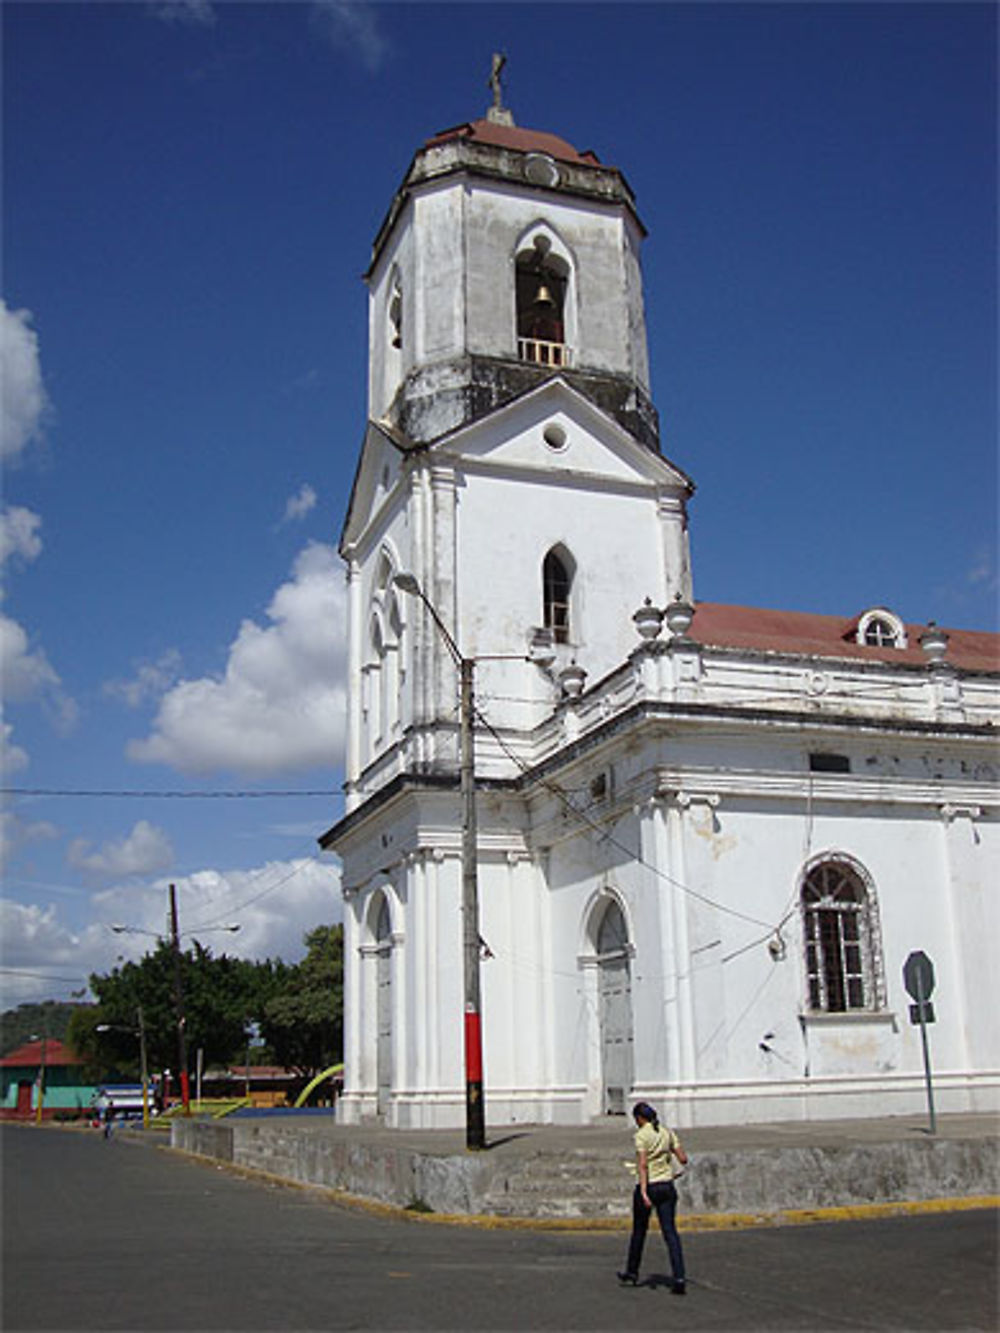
[260,925,343,1079]
[68,926,344,1090]
[72,942,274,1079]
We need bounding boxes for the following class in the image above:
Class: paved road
[3,1125,997,1331]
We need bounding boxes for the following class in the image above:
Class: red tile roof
[692,602,999,672]
[424,118,602,167]
[0,1038,83,1068]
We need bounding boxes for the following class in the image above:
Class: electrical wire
[2,788,334,799]
[186,855,330,933]
[0,967,87,983]
[473,698,776,932]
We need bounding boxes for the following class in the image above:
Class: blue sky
[2,2,996,1007]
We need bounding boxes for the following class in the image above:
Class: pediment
[429,378,693,494]
[339,420,413,554]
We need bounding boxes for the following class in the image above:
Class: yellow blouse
[634,1122,682,1182]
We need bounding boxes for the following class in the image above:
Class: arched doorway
[596,899,633,1115]
[374,896,392,1116]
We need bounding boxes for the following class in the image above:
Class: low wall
[172,1119,495,1213]
[171,1118,999,1219]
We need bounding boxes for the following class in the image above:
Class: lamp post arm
[393,572,462,666]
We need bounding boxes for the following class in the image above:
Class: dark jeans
[624,1181,685,1282]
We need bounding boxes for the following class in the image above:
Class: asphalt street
[3,1124,997,1332]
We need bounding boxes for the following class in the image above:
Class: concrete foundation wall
[171,1118,998,1220]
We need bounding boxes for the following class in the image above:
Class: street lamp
[96,1005,150,1130]
[394,570,486,1150]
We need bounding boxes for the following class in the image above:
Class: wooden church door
[597,901,634,1115]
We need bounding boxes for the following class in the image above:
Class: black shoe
[672,1280,686,1296]
[617,1271,638,1286]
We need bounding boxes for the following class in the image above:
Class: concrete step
[482,1156,636,1217]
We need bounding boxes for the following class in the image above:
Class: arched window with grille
[801,858,883,1013]
[543,546,574,644]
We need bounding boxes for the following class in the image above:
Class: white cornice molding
[654,766,998,810]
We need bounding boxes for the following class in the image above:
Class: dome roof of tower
[425,118,603,167]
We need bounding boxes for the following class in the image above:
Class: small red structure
[0,1039,92,1120]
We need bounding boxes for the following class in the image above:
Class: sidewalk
[170,1110,999,1225]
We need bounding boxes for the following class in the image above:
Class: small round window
[543,423,567,451]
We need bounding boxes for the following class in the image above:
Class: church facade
[320,95,999,1130]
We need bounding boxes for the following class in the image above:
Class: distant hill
[0,1001,91,1057]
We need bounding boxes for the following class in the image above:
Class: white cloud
[967,547,997,592]
[150,1,216,26]
[128,542,346,777]
[310,1,389,73]
[0,852,342,1006]
[104,649,183,709]
[0,811,59,876]
[0,301,50,463]
[0,506,43,569]
[67,820,175,881]
[0,898,114,1007]
[94,856,342,965]
[1,711,29,777]
[0,611,77,731]
[282,483,317,524]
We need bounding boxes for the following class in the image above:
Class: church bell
[533,282,556,310]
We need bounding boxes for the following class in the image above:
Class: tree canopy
[66,926,343,1085]
[260,925,343,1076]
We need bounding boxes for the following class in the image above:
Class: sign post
[903,950,937,1135]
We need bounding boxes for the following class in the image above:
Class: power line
[187,856,329,933]
[2,788,334,799]
[473,699,777,933]
[0,968,87,983]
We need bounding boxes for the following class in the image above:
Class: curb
[166,1146,999,1233]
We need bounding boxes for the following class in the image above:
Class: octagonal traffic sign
[903,950,935,1002]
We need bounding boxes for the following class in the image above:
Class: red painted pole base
[464,1009,485,1149]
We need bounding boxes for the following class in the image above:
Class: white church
[320,87,999,1130]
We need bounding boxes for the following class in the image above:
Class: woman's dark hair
[632,1101,659,1129]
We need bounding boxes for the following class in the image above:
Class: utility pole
[460,656,485,1150]
[34,1028,47,1125]
[137,1004,150,1130]
[395,571,486,1150]
[169,883,191,1115]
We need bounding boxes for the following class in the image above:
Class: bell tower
[328,74,698,1132]
[366,73,660,450]
[339,73,693,817]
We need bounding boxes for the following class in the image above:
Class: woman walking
[617,1101,687,1293]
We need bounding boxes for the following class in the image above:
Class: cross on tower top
[486,52,514,126]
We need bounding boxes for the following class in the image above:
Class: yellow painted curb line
[166,1147,998,1233]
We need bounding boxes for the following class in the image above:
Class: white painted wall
[334,122,998,1133]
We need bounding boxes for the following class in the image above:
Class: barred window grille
[802,860,879,1012]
